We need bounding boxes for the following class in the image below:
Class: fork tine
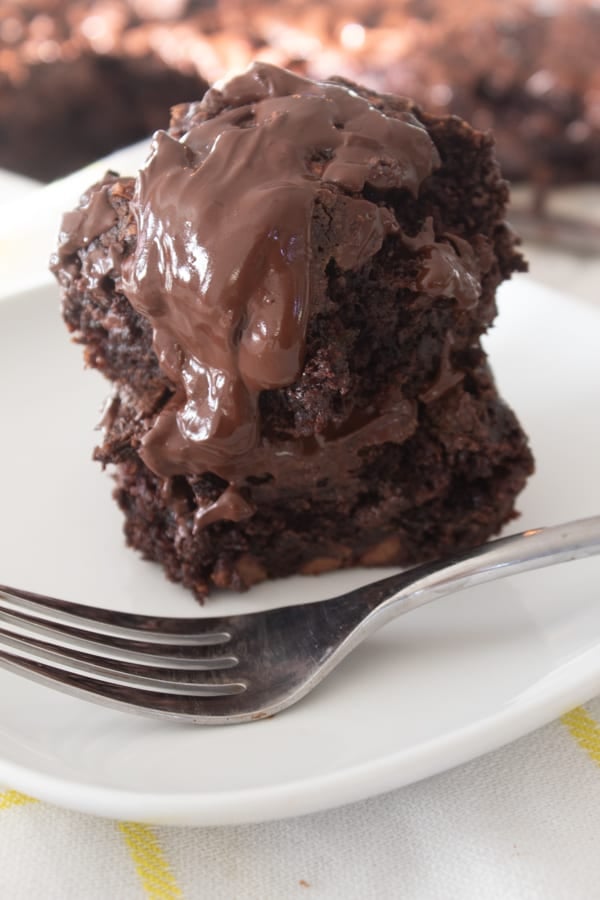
[0,585,232,646]
[0,647,258,723]
[0,611,239,670]
[0,515,598,725]
[0,631,247,697]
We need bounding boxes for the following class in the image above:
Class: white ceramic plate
[0,194,599,824]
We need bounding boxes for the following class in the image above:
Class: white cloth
[0,698,599,899]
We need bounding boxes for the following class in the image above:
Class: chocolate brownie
[51,63,534,599]
[2,1,599,185]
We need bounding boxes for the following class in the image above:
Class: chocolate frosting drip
[58,182,118,257]
[401,218,483,310]
[119,62,439,482]
[53,176,126,301]
[193,485,255,532]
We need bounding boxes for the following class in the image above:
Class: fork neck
[354,516,600,627]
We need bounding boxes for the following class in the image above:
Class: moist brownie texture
[2,0,599,184]
[51,63,534,600]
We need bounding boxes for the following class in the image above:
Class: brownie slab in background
[2,0,599,185]
[51,63,534,600]
[0,0,209,181]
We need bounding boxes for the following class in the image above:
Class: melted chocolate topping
[401,218,483,310]
[119,62,439,481]
[58,182,118,256]
[192,485,255,532]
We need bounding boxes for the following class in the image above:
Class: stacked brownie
[51,63,533,599]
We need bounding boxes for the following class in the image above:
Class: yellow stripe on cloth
[561,706,600,766]
[118,822,183,900]
[0,790,37,810]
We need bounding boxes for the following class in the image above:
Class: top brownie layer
[53,62,523,484]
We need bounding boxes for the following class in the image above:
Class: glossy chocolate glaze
[401,218,484,311]
[119,62,438,484]
[58,182,118,256]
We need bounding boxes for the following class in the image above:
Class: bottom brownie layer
[102,362,533,600]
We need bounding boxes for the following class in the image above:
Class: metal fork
[0,515,599,725]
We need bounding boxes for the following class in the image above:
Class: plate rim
[0,652,598,825]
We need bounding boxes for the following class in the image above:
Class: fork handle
[364,515,600,626]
